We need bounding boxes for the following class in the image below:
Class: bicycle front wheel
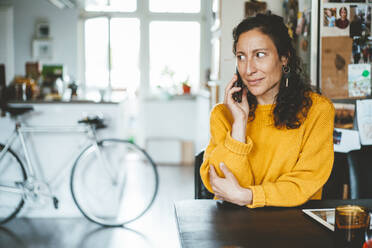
[70,139,159,226]
[0,144,27,224]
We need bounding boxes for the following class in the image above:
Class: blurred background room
[0,0,371,247]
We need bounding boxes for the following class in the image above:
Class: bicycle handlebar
[78,116,107,129]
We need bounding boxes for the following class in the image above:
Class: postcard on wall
[356,99,372,145]
[350,5,372,39]
[350,5,372,65]
[334,103,355,129]
[321,4,350,37]
[321,36,353,99]
[333,128,361,153]
[348,64,371,97]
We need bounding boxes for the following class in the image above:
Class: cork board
[321,36,353,99]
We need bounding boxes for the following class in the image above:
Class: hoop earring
[282,65,290,87]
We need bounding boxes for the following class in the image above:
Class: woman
[200,13,334,208]
[325,8,336,27]
[336,7,349,29]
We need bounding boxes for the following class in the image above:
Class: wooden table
[174,199,372,248]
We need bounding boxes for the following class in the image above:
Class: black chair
[322,152,350,199]
[347,146,372,199]
[323,146,372,200]
[194,151,213,199]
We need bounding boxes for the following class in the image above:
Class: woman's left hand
[209,162,252,206]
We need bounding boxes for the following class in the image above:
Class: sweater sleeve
[247,98,335,208]
[200,104,254,194]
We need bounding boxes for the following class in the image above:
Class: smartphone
[232,68,244,103]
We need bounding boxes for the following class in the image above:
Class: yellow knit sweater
[200,92,335,208]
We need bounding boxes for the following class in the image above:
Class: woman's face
[340,8,347,19]
[326,9,332,17]
[236,29,287,105]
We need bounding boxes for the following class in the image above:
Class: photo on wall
[333,103,355,129]
[322,5,350,36]
[350,5,372,64]
[245,1,267,17]
[32,39,52,60]
[336,6,350,29]
[36,22,50,39]
[324,8,337,27]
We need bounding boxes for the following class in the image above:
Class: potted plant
[181,78,191,95]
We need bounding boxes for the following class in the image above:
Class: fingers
[225,87,243,107]
[227,87,243,100]
[241,87,249,106]
[224,75,238,104]
[214,194,224,201]
[219,162,233,179]
[210,164,221,194]
[242,86,248,98]
[209,164,218,188]
[209,164,217,178]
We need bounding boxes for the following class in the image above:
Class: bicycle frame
[0,122,94,197]
[1,115,159,226]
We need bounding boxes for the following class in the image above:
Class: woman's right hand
[223,75,250,143]
[223,75,249,123]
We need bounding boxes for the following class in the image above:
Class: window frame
[78,0,210,99]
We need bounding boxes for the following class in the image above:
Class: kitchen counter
[8,99,119,104]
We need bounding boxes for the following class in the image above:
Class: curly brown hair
[233,13,313,129]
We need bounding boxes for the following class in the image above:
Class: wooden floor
[0,164,194,248]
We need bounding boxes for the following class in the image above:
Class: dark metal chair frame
[194,151,213,199]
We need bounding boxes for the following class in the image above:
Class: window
[85,0,136,12]
[82,0,205,100]
[149,21,200,93]
[85,17,109,89]
[110,18,140,90]
[149,0,200,13]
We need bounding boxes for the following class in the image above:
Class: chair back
[348,146,372,199]
[194,151,213,199]
[323,147,372,200]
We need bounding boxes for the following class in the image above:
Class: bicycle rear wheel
[0,144,27,224]
[70,139,159,226]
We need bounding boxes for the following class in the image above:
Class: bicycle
[0,104,159,227]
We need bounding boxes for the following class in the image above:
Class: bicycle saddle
[78,116,107,129]
[2,104,34,117]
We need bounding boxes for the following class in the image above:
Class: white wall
[5,0,78,79]
[0,5,14,85]
[218,0,284,101]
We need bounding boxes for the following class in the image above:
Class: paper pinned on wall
[333,128,361,153]
[356,100,372,145]
[348,64,371,97]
